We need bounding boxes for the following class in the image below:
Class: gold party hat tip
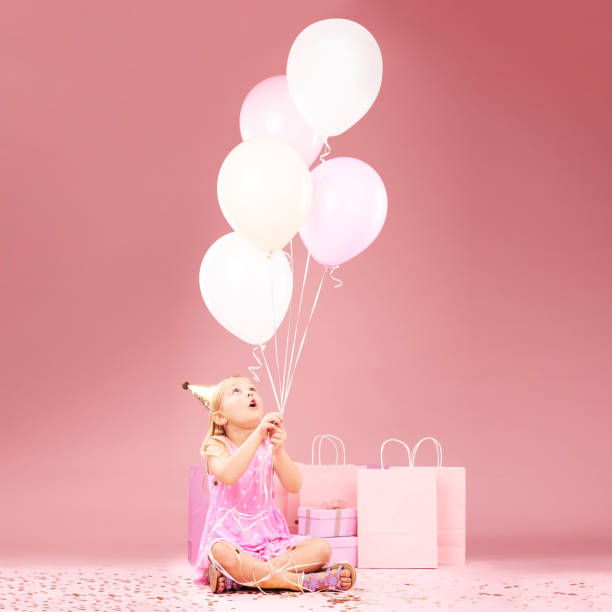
[182,381,216,409]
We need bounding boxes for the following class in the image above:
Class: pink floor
[1,555,610,611]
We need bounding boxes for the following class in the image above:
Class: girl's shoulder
[211,435,233,449]
[201,435,232,457]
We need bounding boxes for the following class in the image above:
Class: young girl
[183,375,357,594]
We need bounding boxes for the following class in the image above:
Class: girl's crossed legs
[209,537,354,592]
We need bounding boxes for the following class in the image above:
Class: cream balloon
[287,18,383,137]
[217,138,313,253]
[199,232,293,346]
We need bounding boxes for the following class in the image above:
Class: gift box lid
[297,506,357,519]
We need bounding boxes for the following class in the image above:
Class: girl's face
[220,377,264,428]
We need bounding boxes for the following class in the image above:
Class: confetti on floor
[1,554,611,611]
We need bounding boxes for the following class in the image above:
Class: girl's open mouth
[248,400,257,409]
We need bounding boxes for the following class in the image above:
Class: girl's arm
[272,447,302,494]
[207,431,261,485]
[207,412,284,485]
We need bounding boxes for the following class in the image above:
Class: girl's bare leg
[209,538,352,592]
[278,537,332,574]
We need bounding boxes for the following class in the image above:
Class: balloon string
[280,243,294,412]
[268,255,283,404]
[247,345,264,382]
[258,344,282,413]
[281,248,311,413]
[209,544,328,594]
[282,266,327,411]
[319,138,331,163]
[326,265,343,288]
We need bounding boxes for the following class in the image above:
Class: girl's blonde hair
[199,374,246,458]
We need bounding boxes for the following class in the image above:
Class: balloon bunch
[199,19,387,414]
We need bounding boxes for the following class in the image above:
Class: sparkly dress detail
[194,436,310,586]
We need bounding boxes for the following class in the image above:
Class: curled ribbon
[326,266,343,288]
[319,138,331,163]
[247,344,264,382]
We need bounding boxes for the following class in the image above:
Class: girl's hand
[256,411,284,442]
[269,422,287,453]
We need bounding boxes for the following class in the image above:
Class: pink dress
[194,435,311,586]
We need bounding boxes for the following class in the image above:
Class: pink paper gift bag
[358,439,438,568]
[188,465,208,565]
[328,536,358,567]
[296,434,358,510]
[411,437,466,565]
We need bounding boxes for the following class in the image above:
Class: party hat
[182,381,216,409]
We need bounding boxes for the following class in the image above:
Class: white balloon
[199,232,292,345]
[287,18,383,137]
[217,138,313,253]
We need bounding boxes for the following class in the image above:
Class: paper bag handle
[311,434,339,465]
[311,434,347,465]
[379,438,411,469]
[410,436,443,467]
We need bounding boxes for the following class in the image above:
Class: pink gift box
[328,536,358,567]
[297,506,357,537]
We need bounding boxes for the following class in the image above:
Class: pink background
[2,1,611,562]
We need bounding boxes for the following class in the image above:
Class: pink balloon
[239,75,324,168]
[299,157,387,266]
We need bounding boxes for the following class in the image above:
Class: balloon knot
[319,138,331,163]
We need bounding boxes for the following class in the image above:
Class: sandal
[298,562,357,592]
[326,562,357,588]
[208,562,238,593]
